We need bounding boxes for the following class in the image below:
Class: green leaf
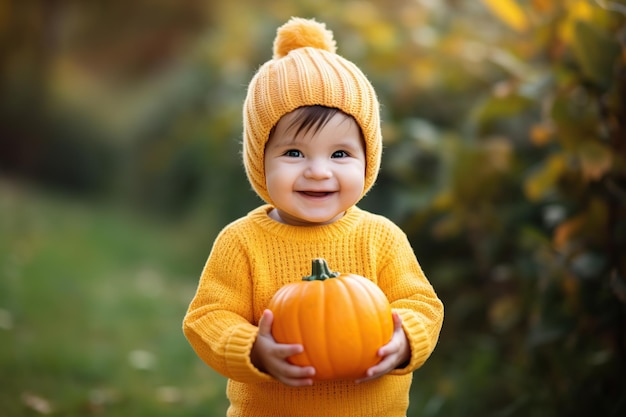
[523,153,566,201]
[473,93,533,128]
[571,20,621,89]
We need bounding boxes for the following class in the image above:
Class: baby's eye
[284,149,302,157]
[331,150,349,158]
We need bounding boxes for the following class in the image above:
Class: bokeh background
[1,0,625,416]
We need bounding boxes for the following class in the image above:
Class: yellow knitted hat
[243,17,382,205]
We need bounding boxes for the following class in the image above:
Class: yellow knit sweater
[183,205,444,417]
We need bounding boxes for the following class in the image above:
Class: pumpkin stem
[303,258,340,281]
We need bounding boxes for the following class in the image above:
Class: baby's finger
[257,309,274,336]
[279,375,315,387]
[277,364,316,386]
[356,357,392,383]
[275,343,304,359]
[392,311,403,327]
[285,364,316,378]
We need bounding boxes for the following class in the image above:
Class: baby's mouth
[299,191,333,197]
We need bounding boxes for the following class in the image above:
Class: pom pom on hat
[273,18,337,59]
[243,17,382,205]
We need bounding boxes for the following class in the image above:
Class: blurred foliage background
[1,0,625,416]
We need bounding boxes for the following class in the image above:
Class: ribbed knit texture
[242,18,382,205]
[183,205,444,417]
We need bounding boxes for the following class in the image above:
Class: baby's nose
[304,159,332,179]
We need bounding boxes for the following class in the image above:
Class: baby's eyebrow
[335,140,357,147]
[270,136,307,147]
[333,140,363,150]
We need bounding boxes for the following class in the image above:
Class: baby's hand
[251,309,316,387]
[356,311,409,383]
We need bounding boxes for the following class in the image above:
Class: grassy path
[0,181,228,416]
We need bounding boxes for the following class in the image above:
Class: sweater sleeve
[182,225,272,384]
[376,223,444,375]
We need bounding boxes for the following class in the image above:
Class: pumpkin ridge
[292,280,315,372]
[268,285,288,341]
[356,277,383,370]
[289,284,307,365]
[335,276,364,378]
[361,280,393,350]
[297,281,324,379]
[349,276,388,367]
[318,280,334,379]
[270,283,308,365]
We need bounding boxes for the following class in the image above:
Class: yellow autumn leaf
[481,0,529,32]
[365,21,397,50]
[558,0,594,43]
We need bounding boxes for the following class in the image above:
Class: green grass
[0,181,228,416]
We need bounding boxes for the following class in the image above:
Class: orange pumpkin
[267,258,393,381]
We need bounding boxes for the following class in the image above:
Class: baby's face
[264,110,366,226]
